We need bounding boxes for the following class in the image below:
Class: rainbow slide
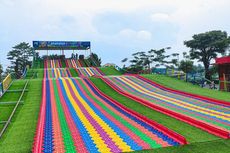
[101,75,230,139]
[45,68,72,79]
[65,59,79,68]
[33,73,187,152]
[44,59,62,68]
[75,67,104,77]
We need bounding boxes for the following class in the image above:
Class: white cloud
[118,29,152,41]
[151,13,170,22]
[1,0,230,68]
[137,31,152,40]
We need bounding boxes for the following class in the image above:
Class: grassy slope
[90,77,230,153]
[136,139,230,153]
[0,80,27,131]
[25,69,44,79]
[143,74,230,102]
[99,67,122,75]
[0,79,42,152]
[69,68,79,77]
[33,59,44,69]
[61,60,66,68]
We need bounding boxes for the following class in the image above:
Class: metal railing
[0,80,29,138]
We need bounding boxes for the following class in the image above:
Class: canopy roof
[215,56,230,65]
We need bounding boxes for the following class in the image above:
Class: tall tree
[184,30,230,80]
[171,53,179,67]
[122,47,171,74]
[178,52,194,81]
[90,53,102,66]
[7,42,33,78]
[0,64,3,81]
[179,60,194,74]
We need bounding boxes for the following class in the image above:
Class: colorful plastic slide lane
[45,68,72,79]
[44,59,62,68]
[65,59,71,68]
[101,75,230,139]
[33,75,186,152]
[75,67,104,77]
[65,59,79,68]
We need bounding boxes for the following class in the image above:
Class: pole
[32,48,35,68]
[223,73,227,91]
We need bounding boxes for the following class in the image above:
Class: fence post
[223,73,227,91]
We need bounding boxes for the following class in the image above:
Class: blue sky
[1,0,230,69]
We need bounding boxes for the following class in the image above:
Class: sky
[1,0,230,69]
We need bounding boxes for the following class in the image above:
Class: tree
[178,52,194,82]
[7,42,33,78]
[122,47,171,73]
[121,58,128,63]
[0,64,3,81]
[171,53,179,67]
[184,30,230,80]
[179,60,194,73]
[90,53,102,66]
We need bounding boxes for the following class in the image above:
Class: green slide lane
[52,79,76,152]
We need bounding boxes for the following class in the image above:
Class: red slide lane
[85,78,188,145]
[33,72,47,152]
[135,75,230,107]
[65,60,70,68]
[99,76,230,139]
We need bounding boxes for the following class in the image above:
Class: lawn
[99,67,122,75]
[0,80,27,131]
[0,79,42,152]
[90,77,230,153]
[25,69,44,79]
[69,68,79,77]
[61,59,66,68]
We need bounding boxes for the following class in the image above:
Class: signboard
[0,83,3,97]
[2,74,12,92]
[33,41,90,50]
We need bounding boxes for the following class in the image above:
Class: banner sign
[33,41,90,50]
[0,82,3,97]
[2,74,12,92]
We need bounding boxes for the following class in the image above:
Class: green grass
[142,74,230,102]
[0,79,42,152]
[69,68,79,77]
[24,69,44,79]
[25,69,36,79]
[0,80,27,131]
[135,139,230,153]
[61,59,66,68]
[0,106,15,122]
[90,77,229,153]
[33,59,44,69]
[99,67,122,75]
